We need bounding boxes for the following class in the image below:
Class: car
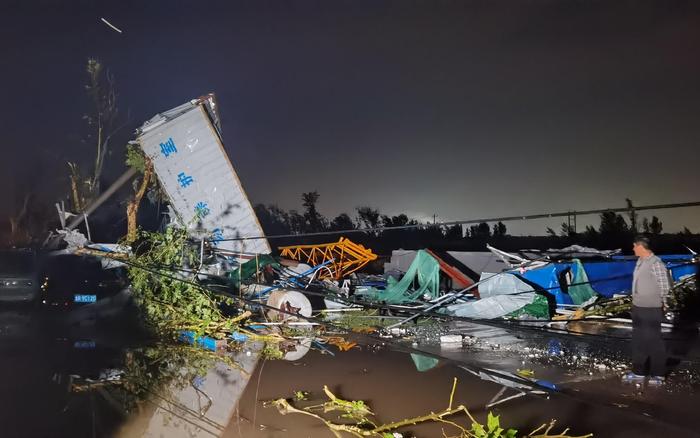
[41,254,128,308]
[0,249,40,303]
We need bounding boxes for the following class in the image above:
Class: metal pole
[65,167,138,231]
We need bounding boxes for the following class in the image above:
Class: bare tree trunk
[126,160,153,243]
[93,121,103,195]
[9,193,31,244]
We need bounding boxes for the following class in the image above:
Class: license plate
[74,294,97,303]
[74,340,96,349]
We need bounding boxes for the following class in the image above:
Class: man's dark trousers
[631,306,666,376]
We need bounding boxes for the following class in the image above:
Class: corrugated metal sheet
[137,96,270,255]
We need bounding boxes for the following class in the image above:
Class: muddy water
[227,337,700,438]
[3,300,699,438]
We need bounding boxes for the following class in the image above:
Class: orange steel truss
[278,237,377,280]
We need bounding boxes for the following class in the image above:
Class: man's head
[633,235,653,258]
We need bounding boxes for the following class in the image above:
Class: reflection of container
[266,290,312,322]
[284,337,312,361]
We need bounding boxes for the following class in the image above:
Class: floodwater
[227,322,700,438]
[0,304,145,438]
[2,302,700,438]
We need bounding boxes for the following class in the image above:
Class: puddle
[2,303,699,438]
[224,338,699,438]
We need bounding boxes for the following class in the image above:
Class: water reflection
[0,305,140,437]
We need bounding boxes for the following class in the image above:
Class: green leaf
[471,422,486,437]
[487,412,500,432]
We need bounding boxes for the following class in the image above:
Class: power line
[213,200,700,242]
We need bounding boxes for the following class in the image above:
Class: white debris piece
[440,334,463,344]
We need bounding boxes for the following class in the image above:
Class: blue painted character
[160,137,177,157]
[211,228,224,246]
[177,172,194,188]
[194,202,210,218]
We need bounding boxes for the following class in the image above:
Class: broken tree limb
[126,158,153,242]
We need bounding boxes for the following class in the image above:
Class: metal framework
[278,237,377,280]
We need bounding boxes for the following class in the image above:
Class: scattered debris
[266,379,592,438]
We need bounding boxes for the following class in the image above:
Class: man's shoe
[648,376,665,386]
[622,372,646,383]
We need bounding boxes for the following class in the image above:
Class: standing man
[623,236,671,385]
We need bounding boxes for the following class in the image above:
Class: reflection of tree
[120,344,213,410]
[72,343,228,416]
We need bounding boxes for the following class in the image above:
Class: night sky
[1,0,699,235]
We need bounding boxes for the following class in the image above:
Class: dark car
[0,249,40,303]
[41,254,128,308]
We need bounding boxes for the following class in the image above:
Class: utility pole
[567,211,578,234]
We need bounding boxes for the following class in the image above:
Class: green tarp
[507,294,550,319]
[227,254,279,287]
[568,259,597,305]
[358,250,440,304]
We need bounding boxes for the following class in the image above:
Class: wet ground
[228,320,700,438]
[2,302,700,438]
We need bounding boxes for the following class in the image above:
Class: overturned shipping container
[136,94,270,255]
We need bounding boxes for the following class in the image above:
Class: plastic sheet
[443,292,536,319]
[478,272,533,298]
[358,250,440,304]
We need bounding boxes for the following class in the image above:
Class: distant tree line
[254,191,508,253]
[255,193,698,255]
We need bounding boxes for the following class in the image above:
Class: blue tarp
[519,265,571,304]
[515,254,694,303]
[518,261,596,305]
